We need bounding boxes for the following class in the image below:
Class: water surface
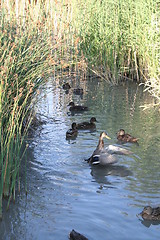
[1,78,160,240]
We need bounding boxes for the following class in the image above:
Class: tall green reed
[0,83,2,218]
[0,9,56,217]
[0,0,86,217]
[1,0,160,101]
[76,0,159,83]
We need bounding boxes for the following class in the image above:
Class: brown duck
[69,229,88,240]
[76,117,97,130]
[117,129,139,143]
[66,122,78,139]
[62,83,71,90]
[73,88,83,95]
[140,206,160,221]
[68,102,88,112]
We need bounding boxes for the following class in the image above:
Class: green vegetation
[0,3,55,218]
[77,0,159,85]
[0,0,159,217]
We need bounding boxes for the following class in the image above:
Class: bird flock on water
[62,82,160,240]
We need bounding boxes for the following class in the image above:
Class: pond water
[0,77,160,240]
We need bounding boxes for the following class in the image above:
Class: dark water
[1,78,160,240]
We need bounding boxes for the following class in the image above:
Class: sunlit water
[1,77,160,240]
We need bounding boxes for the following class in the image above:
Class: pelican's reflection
[90,164,133,186]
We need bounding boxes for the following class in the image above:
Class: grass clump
[0,11,55,218]
[0,0,84,218]
[77,0,159,84]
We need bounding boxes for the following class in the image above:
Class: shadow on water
[138,218,160,228]
[90,164,133,186]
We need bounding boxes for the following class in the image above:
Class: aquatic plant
[78,0,159,86]
[0,6,56,218]
[1,1,159,93]
[0,0,86,218]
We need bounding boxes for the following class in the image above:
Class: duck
[68,102,88,112]
[139,206,160,221]
[76,117,97,130]
[62,83,71,90]
[66,122,78,139]
[73,88,83,95]
[117,129,139,143]
[87,132,133,166]
[69,229,88,240]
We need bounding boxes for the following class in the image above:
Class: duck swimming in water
[73,88,83,95]
[87,132,133,166]
[139,206,160,221]
[76,117,97,130]
[117,129,139,143]
[62,83,71,90]
[69,229,88,240]
[66,122,78,139]
[68,102,88,112]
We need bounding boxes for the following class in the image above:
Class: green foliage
[0,12,54,217]
[75,0,159,85]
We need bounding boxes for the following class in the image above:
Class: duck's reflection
[90,164,133,186]
[139,219,160,228]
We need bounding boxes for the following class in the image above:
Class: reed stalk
[0,4,57,217]
[0,83,2,219]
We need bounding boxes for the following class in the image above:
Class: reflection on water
[0,78,160,240]
[90,164,133,186]
[140,219,160,228]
